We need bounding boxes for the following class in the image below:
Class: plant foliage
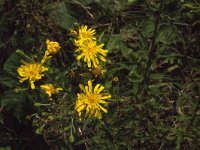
[0,0,200,149]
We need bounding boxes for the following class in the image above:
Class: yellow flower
[91,65,107,78]
[75,80,111,119]
[17,62,48,89]
[41,40,61,64]
[46,39,61,55]
[74,25,96,46]
[76,40,108,68]
[40,84,63,98]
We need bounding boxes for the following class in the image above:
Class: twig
[137,0,163,95]
[73,1,94,19]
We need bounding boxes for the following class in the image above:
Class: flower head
[76,40,108,68]
[75,80,111,119]
[74,25,96,46]
[41,40,61,64]
[46,40,61,55]
[40,84,63,98]
[17,62,48,89]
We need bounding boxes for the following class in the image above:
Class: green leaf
[167,65,179,72]
[106,35,121,53]
[97,30,106,43]
[141,19,155,38]
[83,117,91,131]
[69,133,75,143]
[76,0,94,4]
[157,26,180,44]
[176,130,184,150]
[0,147,11,150]
[128,0,137,4]
[0,73,19,88]
[106,35,133,61]
[105,81,112,89]
[0,91,27,120]
[3,51,21,76]
[47,2,77,29]
[120,44,133,61]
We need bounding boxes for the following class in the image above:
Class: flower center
[29,70,37,76]
[88,94,97,104]
[88,47,93,51]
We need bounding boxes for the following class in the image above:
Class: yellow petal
[76,104,85,113]
[96,85,104,94]
[40,84,50,90]
[46,91,52,97]
[56,87,63,91]
[94,84,101,93]
[98,104,108,113]
[99,99,108,104]
[94,110,102,119]
[99,55,106,62]
[88,80,93,93]
[85,86,89,95]
[87,59,91,68]
[101,94,111,99]
[79,84,85,93]
[77,54,83,61]
[30,80,35,89]
[86,106,90,115]
[46,39,50,44]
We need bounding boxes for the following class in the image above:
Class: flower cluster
[73,25,108,68]
[17,25,111,121]
[71,25,111,120]
[17,40,62,98]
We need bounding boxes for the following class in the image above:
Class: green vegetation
[0,0,200,149]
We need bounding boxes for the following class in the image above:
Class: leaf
[47,2,77,29]
[175,130,184,150]
[105,81,112,89]
[128,0,137,5]
[3,51,21,76]
[141,19,155,38]
[0,147,11,150]
[157,26,180,44]
[74,138,91,145]
[167,65,179,72]
[83,117,91,131]
[106,35,133,61]
[0,90,27,120]
[120,44,133,61]
[106,35,121,53]
[97,30,106,43]
[0,73,19,88]
[76,0,94,4]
